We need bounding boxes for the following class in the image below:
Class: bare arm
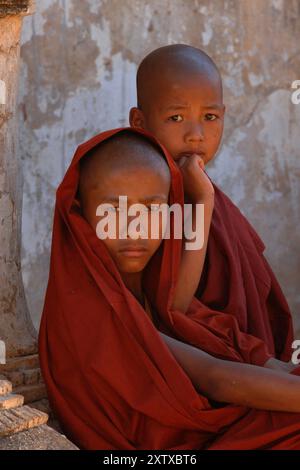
[171,196,214,313]
[160,332,300,412]
[171,155,214,313]
[170,215,293,370]
[169,154,294,372]
[264,357,296,373]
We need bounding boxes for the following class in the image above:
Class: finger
[190,153,205,170]
[198,159,205,170]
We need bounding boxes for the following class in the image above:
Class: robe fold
[195,181,293,361]
[39,127,300,450]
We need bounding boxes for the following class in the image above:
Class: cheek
[147,239,163,261]
[99,238,118,258]
[147,117,176,139]
[155,130,180,159]
[207,123,223,144]
[147,218,165,249]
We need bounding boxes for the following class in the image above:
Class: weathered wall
[18,0,300,335]
[0,1,37,358]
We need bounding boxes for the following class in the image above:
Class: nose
[118,208,149,240]
[184,122,204,143]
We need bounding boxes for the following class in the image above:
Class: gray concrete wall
[18,0,300,336]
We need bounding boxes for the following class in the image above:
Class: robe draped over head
[39,127,300,450]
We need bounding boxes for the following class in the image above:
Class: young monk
[129,44,294,369]
[78,130,171,315]
[39,128,300,450]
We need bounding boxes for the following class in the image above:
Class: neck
[121,271,144,305]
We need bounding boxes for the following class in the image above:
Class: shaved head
[136,44,222,112]
[130,44,225,167]
[79,131,170,204]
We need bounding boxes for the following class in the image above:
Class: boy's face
[129,73,225,166]
[82,164,170,275]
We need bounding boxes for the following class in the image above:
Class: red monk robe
[39,127,300,450]
[195,180,293,361]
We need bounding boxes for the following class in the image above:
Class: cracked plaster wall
[18,0,300,336]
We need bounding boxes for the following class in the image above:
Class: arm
[169,154,294,371]
[264,357,296,373]
[171,155,214,313]
[160,332,300,412]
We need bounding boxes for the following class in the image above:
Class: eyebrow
[142,196,169,203]
[100,195,168,203]
[163,104,223,111]
[202,104,224,110]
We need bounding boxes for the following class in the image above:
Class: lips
[119,245,148,258]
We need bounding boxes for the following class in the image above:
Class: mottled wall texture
[18,0,300,335]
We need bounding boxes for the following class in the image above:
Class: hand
[177,154,215,203]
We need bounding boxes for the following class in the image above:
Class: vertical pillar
[0,1,37,358]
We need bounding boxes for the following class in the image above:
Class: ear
[129,107,146,129]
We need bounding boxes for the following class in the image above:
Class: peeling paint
[201,21,213,46]
[0,79,6,104]
[272,0,284,11]
[0,10,37,357]
[248,72,264,87]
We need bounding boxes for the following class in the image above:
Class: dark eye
[205,114,218,121]
[168,115,183,122]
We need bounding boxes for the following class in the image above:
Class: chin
[118,260,148,273]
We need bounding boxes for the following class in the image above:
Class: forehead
[88,165,170,201]
[144,67,222,110]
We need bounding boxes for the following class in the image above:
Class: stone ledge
[28,398,63,433]
[0,393,24,410]
[0,379,78,449]
[0,353,39,372]
[0,424,79,450]
[0,404,48,437]
[0,353,47,403]
[14,382,47,404]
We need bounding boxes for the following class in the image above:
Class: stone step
[0,371,24,387]
[0,380,12,396]
[0,353,39,373]
[0,405,48,437]
[13,382,47,404]
[0,424,79,450]
[23,368,41,385]
[28,398,51,415]
[28,399,63,433]
[1,367,42,388]
[0,393,24,410]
